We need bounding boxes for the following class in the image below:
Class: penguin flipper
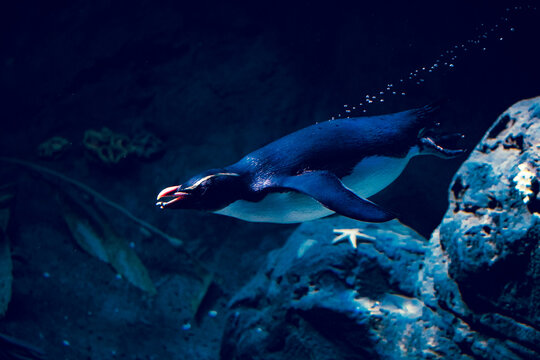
[278,171,396,223]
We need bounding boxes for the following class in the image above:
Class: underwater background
[1,1,539,359]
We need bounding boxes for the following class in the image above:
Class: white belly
[215,191,333,223]
[215,147,418,223]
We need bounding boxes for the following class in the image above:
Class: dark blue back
[229,106,435,180]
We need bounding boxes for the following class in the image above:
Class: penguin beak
[156,186,191,209]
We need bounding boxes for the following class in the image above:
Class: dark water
[0,1,538,358]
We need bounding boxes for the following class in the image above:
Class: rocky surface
[221,97,540,359]
[221,218,468,359]
[431,96,540,355]
[1,2,539,358]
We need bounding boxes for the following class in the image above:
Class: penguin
[156,103,465,223]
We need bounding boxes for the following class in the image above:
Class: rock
[431,96,540,354]
[221,97,540,359]
[221,218,466,359]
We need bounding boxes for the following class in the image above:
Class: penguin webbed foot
[419,133,467,159]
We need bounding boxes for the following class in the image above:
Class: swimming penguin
[156,103,465,223]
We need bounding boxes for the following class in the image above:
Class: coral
[83,128,164,165]
[36,136,71,160]
[130,132,164,159]
[83,128,131,164]
[513,162,537,204]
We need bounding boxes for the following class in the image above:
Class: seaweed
[0,183,15,317]
[0,332,45,360]
[0,157,214,316]
[0,157,182,247]
[58,191,156,294]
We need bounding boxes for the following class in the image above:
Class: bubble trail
[333,4,536,119]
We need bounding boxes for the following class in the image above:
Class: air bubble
[332,5,533,118]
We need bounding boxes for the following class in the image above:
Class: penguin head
[156,169,244,211]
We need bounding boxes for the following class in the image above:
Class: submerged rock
[430,96,540,355]
[221,218,466,359]
[221,97,540,359]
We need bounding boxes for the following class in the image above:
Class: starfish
[332,228,376,249]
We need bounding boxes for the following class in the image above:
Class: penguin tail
[415,98,448,137]
[415,99,447,122]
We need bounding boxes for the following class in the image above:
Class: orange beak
[156,186,190,209]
